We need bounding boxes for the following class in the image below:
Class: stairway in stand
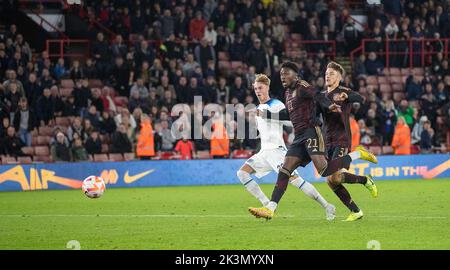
[334,56,353,75]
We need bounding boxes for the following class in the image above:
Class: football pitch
[0,179,449,250]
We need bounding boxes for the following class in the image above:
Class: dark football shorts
[286,127,326,167]
[327,146,349,160]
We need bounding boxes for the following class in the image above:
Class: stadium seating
[108,153,124,162]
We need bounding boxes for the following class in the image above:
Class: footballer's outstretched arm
[260,108,290,121]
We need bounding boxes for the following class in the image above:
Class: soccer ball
[82,176,105,198]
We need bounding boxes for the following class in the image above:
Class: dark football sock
[333,184,360,213]
[321,155,352,177]
[270,167,291,203]
[342,172,367,185]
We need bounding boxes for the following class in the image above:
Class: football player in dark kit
[248,62,378,220]
[321,61,378,221]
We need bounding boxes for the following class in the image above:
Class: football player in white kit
[237,74,336,220]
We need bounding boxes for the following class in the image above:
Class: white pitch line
[0,214,449,220]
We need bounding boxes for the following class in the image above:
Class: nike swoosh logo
[124,169,155,184]
[422,159,450,179]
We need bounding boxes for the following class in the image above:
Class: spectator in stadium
[81,118,95,142]
[382,100,397,145]
[411,115,429,145]
[5,82,21,119]
[0,117,10,139]
[136,114,155,160]
[342,17,360,55]
[36,88,54,126]
[365,52,384,75]
[159,120,176,151]
[90,88,105,113]
[13,97,36,147]
[3,126,24,157]
[50,86,64,117]
[109,57,131,97]
[83,58,97,79]
[210,119,229,159]
[174,135,195,160]
[51,132,72,162]
[229,34,247,61]
[397,100,415,128]
[392,116,411,155]
[245,38,267,74]
[194,38,216,72]
[69,60,84,81]
[23,72,42,107]
[84,105,101,129]
[84,130,102,155]
[53,58,68,81]
[406,75,423,100]
[99,110,116,135]
[230,76,247,103]
[182,53,201,78]
[420,120,434,154]
[130,78,149,99]
[71,137,88,162]
[189,11,207,41]
[67,117,83,142]
[358,119,374,146]
[92,32,110,79]
[110,123,133,154]
[63,95,79,117]
[350,114,360,151]
[216,77,230,104]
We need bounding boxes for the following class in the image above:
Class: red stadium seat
[108,153,124,162]
[382,146,394,155]
[377,76,389,84]
[379,84,392,93]
[389,75,403,83]
[231,150,254,159]
[61,79,74,89]
[17,156,33,164]
[389,68,401,76]
[21,147,35,156]
[195,151,210,159]
[391,83,404,92]
[412,68,424,75]
[366,76,377,85]
[400,68,411,75]
[393,92,405,102]
[101,144,109,153]
[55,117,71,127]
[88,79,103,88]
[1,156,17,164]
[33,155,52,163]
[34,146,50,156]
[410,145,420,154]
[124,153,136,161]
[159,152,175,160]
[38,126,54,136]
[60,88,73,97]
[369,146,382,155]
[93,154,109,162]
[230,61,243,69]
[218,51,229,61]
[37,136,51,146]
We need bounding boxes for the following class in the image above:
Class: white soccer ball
[82,176,105,198]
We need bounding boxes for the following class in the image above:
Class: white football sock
[290,176,329,208]
[237,170,270,206]
[266,201,277,212]
[349,151,361,161]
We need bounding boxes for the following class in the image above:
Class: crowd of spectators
[0,0,449,162]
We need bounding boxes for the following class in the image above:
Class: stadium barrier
[0,154,449,191]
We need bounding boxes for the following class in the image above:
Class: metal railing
[286,39,337,59]
[46,39,90,59]
[350,38,450,69]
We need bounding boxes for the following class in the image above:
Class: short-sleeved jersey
[256,99,287,150]
[321,86,364,148]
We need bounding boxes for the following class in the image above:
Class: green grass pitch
[0,179,449,250]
